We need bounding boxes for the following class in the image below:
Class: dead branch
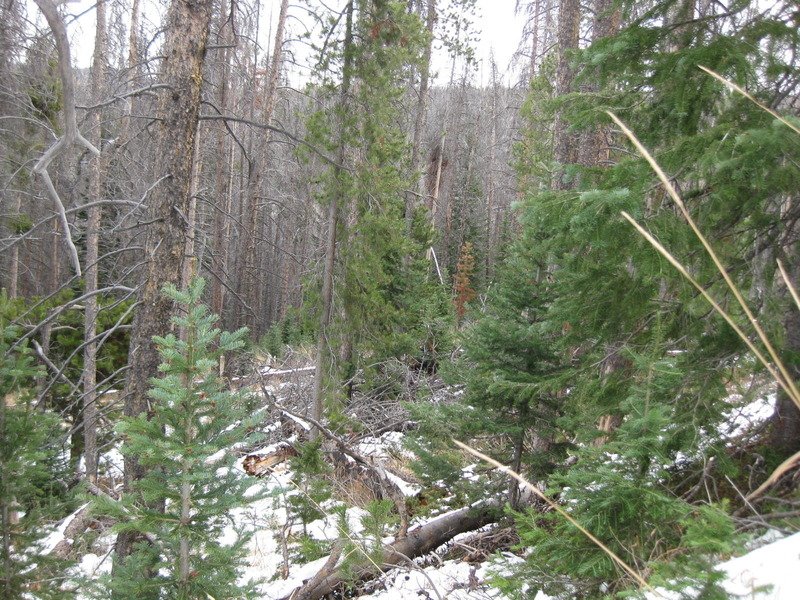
[31,0,101,277]
[264,397,411,539]
[279,502,499,600]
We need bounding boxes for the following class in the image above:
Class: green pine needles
[453,1,800,598]
[0,294,75,600]
[98,278,263,600]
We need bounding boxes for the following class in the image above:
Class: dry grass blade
[608,111,800,413]
[697,66,800,136]
[777,259,800,312]
[746,448,800,500]
[452,439,660,597]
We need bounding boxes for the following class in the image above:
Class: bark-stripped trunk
[117,0,214,563]
[82,0,108,485]
[528,0,542,77]
[8,193,21,299]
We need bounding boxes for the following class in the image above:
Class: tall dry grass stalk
[454,67,798,598]
[607,68,800,498]
[453,439,660,596]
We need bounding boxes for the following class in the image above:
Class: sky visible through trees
[59,0,524,81]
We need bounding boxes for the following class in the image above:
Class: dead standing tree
[31,0,100,277]
[116,0,215,562]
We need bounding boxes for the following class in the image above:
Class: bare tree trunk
[117,0,214,563]
[31,0,99,277]
[181,129,203,290]
[577,0,619,168]
[117,0,140,150]
[552,0,580,188]
[209,0,235,319]
[770,257,800,456]
[528,0,542,76]
[82,0,108,485]
[508,426,525,510]
[407,0,436,224]
[8,192,21,299]
[486,61,499,279]
[236,0,289,334]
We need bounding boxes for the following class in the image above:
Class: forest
[1,0,800,598]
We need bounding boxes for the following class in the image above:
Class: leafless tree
[117,0,216,562]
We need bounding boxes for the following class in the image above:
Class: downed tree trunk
[281,502,499,600]
[259,398,414,538]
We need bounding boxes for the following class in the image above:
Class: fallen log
[264,400,413,538]
[280,501,499,600]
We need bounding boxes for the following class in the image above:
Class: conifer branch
[609,112,800,412]
[619,213,782,389]
[697,66,800,136]
[613,109,800,500]
[453,439,660,596]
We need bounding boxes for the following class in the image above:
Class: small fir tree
[98,278,262,600]
[0,293,75,600]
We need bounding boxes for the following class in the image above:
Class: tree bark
[280,502,499,600]
[770,288,800,456]
[117,0,214,562]
[577,0,619,169]
[82,0,108,485]
[209,0,235,319]
[407,0,436,225]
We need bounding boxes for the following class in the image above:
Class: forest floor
[43,356,800,599]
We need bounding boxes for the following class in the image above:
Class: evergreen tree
[97,278,262,600]
[306,0,445,419]
[0,293,74,600]
[541,0,800,457]
[460,0,799,597]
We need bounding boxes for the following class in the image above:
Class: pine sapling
[101,278,264,600]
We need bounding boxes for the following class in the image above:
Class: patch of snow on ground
[717,531,800,599]
[357,560,501,600]
[640,531,800,600]
[721,390,776,439]
[39,502,89,554]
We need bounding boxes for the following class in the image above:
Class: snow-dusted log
[280,502,499,600]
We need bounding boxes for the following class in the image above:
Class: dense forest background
[2,0,800,598]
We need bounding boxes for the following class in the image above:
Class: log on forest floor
[279,501,500,600]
